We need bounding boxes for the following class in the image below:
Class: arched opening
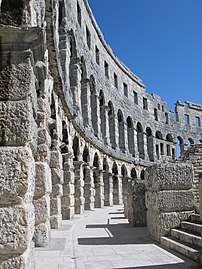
[121,165,128,212]
[61,121,69,153]
[131,168,137,180]
[72,136,79,161]
[137,122,145,159]
[90,75,98,136]
[82,146,89,163]
[118,110,125,153]
[127,116,135,156]
[108,101,116,149]
[0,0,24,26]
[140,170,145,180]
[176,136,184,157]
[112,162,119,205]
[156,131,164,159]
[99,90,107,144]
[166,134,173,156]
[146,127,154,161]
[188,138,194,147]
[80,57,88,126]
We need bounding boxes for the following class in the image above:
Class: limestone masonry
[0,0,202,268]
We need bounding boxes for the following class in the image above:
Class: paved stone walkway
[35,206,201,269]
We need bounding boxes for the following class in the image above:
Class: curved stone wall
[0,0,201,267]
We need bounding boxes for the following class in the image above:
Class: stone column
[94,169,105,208]
[103,172,113,206]
[122,176,129,215]
[74,161,85,214]
[0,60,37,268]
[84,165,95,211]
[50,150,63,228]
[69,57,81,111]
[61,152,75,219]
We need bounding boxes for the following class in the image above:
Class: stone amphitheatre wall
[0,0,202,268]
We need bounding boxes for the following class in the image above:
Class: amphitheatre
[0,0,202,268]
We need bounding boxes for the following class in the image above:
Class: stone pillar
[34,94,52,247]
[0,60,37,268]
[61,152,75,219]
[94,169,105,208]
[133,129,139,160]
[69,57,81,111]
[127,180,146,226]
[113,175,123,205]
[100,104,110,145]
[104,172,113,206]
[84,165,95,210]
[50,150,63,228]
[122,176,129,216]
[74,161,85,214]
[145,162,195,242]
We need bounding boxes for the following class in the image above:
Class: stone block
[0,147,35,205]
[50,214,62,229]
[145,163,193,191]
[50,151,62,168]
[0,62,33,100]
[0,100,36,146]
[52,183,63,196]
[63,171,74,184]
[34,221,50,247]
[34,144,50,162]
[51,168,63,185]
[37,129,51,145]
[61,196,74,206]
[0,204,35,255]
[63,184,75,195]
[33,195,50,225]
[34,162,51,198]
[50,197,61,215]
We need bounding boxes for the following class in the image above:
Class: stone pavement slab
[35,205,201,269]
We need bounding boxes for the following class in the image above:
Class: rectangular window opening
[165,112,169,124]
[104,61,109,78]
[123,83,128,97]
[114,73,118,88]
[195,116,201,127]
[86,26,91,49]
[77,2,81,26]
[143,97,148,110]
[184,114,189,125]
[133,91,138,104]
[95,46,100,65]
[154,108,158,121]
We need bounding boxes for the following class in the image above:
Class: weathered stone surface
[145,163,193,191]
[0,147,35,205]
[34,162,51,198]
[0,100,36,146]
[0,62,32,100]
[34,221,51,247]
[50,151,62,169]
[0,204,35,255]
[51,168,63,185]
[33,195,50,225]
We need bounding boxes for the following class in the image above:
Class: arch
[188,138,194,146]
[131,168,137,179]
[108,101,116,149]
[121,164,128,178]
[69,29,77,58]
[166,134,173,142]
[118,109,125,152]
[72,136,79,161]
[103,158,109,172]
[82,146,89,163]
[137,122,145,159]
[1,0,24,26]
[90,75,98,136]
[93,152,99,168]
[140,169,145,180]
[166,134,173,157]
[99,90,107,144]
[156,131,163,140]
[80,57,88,126]
[112,162,118,175]
[146,127,154,161]
[176,136,184,157]
[127,116,135,156]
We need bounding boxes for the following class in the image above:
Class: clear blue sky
[88,0,202,110]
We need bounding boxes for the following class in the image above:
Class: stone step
[171,228,201,247]
[191,214,201,224]
[161,236,202,264]
[181,221,202,236]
